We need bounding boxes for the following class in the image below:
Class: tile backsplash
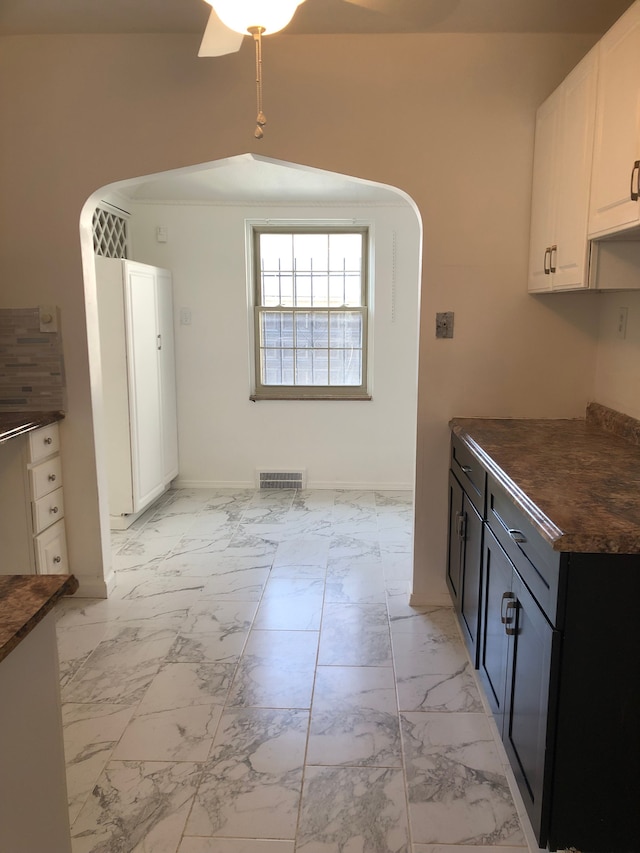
[0,307,66,412]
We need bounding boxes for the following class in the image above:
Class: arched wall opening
[80,154,423,596]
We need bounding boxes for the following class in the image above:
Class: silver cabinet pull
[631,160,640,202]
[549,244,557,274]
[460,465,472,474]
[455,511,466,540]
[543,247,551,274]
[500,591,515,624]
[48,473,57,482]
[505,600,518,635]
[157,334,162,351]
[44,436,53,445]
[508,528,527,544]
[50,506,59,514]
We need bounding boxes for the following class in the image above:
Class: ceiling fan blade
[341,0,393,11]
[198,8,244,57]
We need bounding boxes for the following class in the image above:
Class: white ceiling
[0,0,634,36]
[120,156,405,206]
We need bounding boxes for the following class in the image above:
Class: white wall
[126,200,420,489]
[0,31,601,598]
[593,290,640,417]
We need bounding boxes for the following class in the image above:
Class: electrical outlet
[180,307,192,326]
[436,311,454,339]
[617,307,628,339]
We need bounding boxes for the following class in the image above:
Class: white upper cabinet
[589,1,640,238]
[528,48,598,292]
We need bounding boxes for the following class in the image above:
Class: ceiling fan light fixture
[206,0,306,36]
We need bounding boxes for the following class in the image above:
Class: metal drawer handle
[631,160,640,202]
[543,247,551,274]
[44,436,53,445]
[460,465,472,474]
[508,528,527,544]
[500,591,515,624]
[505,600,518,635]
[48,473,57,482]
[549,244,557,274]
[50,506,59,514]
[53,555,62,564]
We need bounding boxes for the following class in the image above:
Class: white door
[528,92,558,292]
[589,4,640,237]
[125,263,164,512]
[156,269,179,484]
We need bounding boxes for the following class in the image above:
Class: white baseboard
[74,572,111,599]
[173,478,413,491]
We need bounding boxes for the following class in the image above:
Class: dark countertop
[0,411,64,445]
[450,404,640,554]
[0,574,78,664]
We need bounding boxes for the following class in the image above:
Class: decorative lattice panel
[93,208,129,258]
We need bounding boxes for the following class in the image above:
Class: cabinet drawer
[451,434,486,515]
[32,487,65,535]
[487,475,560,624]
[29,457,62,501]
[34,519,68,575]
[28,423,60,463]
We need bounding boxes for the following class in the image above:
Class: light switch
[156,226,168,243]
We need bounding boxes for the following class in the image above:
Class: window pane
[295,312,329,348]
[330,312,363,349]
[294,274,312,307]
[311,274,329,307]
[330,348,362,385]
[260,234,293,277]
[261,311,293,348]
[262,348,294,385]
[293,233,328,273]
[329,233,362,272]
[295,348,329,385]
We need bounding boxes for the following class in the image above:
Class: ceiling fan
[198,0,392,58]
[197,0,393,138]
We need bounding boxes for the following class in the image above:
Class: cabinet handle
[460,465,472,475]
[500,591,515,624]
[44,436,53,445]
[508,528,527,544]
[50,506,59,514]
[48,473,57,482]
[631,160,640,202]
[505,600,518,635]
[543,247,551,275]
[549,244,557,274]
[53,555,62,564]
[455,511,466,540]
[157,334,162,351]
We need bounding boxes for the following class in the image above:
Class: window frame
[250,225,371,401]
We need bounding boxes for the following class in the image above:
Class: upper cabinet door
[528,91,559,293]
[589,2,640,238]
[527,48,598,293]
[155,269,179,485]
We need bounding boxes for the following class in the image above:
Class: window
[252,226,370,400]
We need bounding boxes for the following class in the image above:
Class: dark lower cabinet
[447,470,483,666]
[447,431,640,852]
[480,528,558,847]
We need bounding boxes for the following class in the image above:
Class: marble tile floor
[55,487,541,853]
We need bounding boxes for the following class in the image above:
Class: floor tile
[325,562,387,604]
[401,712,525,846]
[270,537,329,578]
[253,578,325,630]
[71,760,202,853]
[307,666,401,767]
[185,708,308,839]
[296,766,409,853]
[319,602,392,666]
[226,629,318,708]
[178,841,295,853]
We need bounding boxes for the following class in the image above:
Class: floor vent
[257,470,306,490]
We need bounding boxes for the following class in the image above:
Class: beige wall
[593,290,640,418]
[0,32,600,599]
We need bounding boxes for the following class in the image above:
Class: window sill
[250,393,372,402]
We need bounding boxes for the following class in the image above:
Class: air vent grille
[93,208,129,259]
[257,470,306,490]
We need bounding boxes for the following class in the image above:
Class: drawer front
[34,519,69,575]
[487,475,560,624]
[29,456,63,500]
[28,423,60,463]
[32,487,65,535]
[451,433,486,516]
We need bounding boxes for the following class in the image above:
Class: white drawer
[32,487,65,535]
[29,456,63,500]
[34,519,69,575]
[28,423,60,463]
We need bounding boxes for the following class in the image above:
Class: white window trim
[248,223,372,401]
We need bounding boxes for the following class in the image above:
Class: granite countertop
[450,403,640,554]
[0,411,64,445]
[0,574,78,664]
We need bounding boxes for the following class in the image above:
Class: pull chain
[249,26,267,139]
